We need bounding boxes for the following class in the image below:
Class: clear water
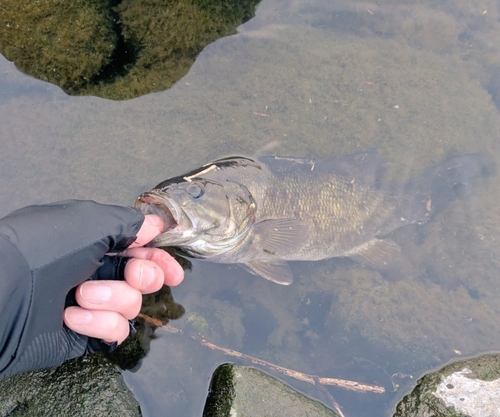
[1,1,500,416]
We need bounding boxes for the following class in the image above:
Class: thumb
[128,214,165,248]
[0,200,145,271]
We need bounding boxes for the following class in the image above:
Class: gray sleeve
[0,200,144,377]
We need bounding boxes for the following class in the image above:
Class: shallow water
[1,0,500,416]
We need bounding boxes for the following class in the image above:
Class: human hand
[64,214,184,344]
[0,200,183,377]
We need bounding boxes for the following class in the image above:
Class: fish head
[135,177,257,257]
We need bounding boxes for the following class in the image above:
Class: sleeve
[0,200,144,377]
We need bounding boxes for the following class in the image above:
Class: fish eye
[186,183,205,199]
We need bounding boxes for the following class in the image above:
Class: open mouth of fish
[135,194,178,232]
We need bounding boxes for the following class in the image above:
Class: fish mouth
[135,193,178,233]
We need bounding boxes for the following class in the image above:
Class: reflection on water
[1,0,500,415]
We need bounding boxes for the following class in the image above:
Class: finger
[75,280,142,320]
[119,247,184,286]
[124,258,165,294]
[129,214,164,247]
[64,307,130,344]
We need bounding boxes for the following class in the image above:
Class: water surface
[1,0,500,416]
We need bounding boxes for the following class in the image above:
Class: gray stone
[394,353,500,417]
[203,363,340,417]
[434,368,500,417]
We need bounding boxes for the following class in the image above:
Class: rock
[0,285,184,417]
[434,368,500,417]
[394,353,500,417]
[0,354,141,417]
[0,0,260,100]
[0,0,116,94]
[203,363,340,417]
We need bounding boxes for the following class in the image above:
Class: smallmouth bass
[136,150,488,285]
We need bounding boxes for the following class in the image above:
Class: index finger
[129,214,164,248]
[119,247,184,286]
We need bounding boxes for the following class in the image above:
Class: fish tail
[403,153,493,223]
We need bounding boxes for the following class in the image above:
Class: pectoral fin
[244,260,294,285]
[251,219,310,256]
[347,238,402,271]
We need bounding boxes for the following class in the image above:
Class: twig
[322,388,347,417]
[141,316,385,394]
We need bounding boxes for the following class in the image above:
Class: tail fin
[403,153,493,225]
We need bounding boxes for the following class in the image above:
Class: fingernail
[80,283,112,304]
[65,309,92,326]
[139,264,156,289]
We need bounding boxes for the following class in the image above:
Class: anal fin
[347,238,402,271]
[244,260,294,285]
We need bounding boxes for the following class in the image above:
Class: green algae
[0,354,141,417]
[0,0,116,93]
[0,0,259,100]
[203,363,235,417]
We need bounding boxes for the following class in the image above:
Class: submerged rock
[0,0,260,100]
[203,363,340,417]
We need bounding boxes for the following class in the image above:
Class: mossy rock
[0,0,259,100]
[0,0,116,93]
[0,354,141,417]
[203,364,341,417]
[394,353,500,417]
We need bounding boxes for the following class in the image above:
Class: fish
[135,150,488,285]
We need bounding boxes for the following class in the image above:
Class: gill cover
[137,171,257,257]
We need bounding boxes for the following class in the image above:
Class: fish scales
[136,150,488,284]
